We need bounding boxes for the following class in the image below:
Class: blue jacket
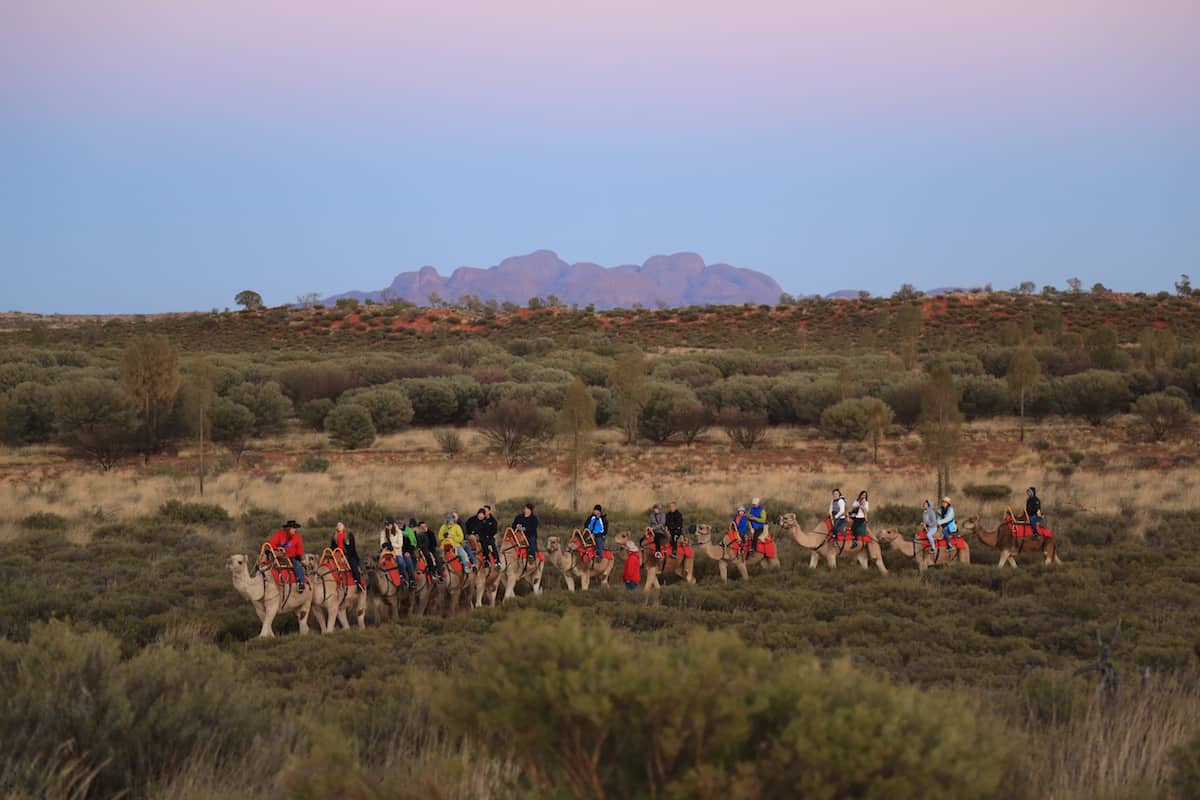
[748,504,766,532]
[587,515,606,536]
[937,505,957,533]
[733,514,750,534]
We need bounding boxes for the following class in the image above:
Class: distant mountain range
[325,250,783,309]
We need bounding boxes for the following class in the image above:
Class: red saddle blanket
[378,553,403,587]
[259,547,298,586]
[919,535,966,551]
[579,546,616,564]
[320,558,356,589]
[641,535,695,559]
[516,548,545,563]
[828,532,873,544]
[442,547,466,573]
[266,563,298,585]
[1008,521,1053,539]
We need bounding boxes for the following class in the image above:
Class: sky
[1,0,1198,313]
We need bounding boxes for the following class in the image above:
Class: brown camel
[227,553,313,638]
[545,532,615,591]
[363,553,434,620]
[963,516,1061,568]
[692,524,782,582]
[497,527,545,602]
[304,552,368,632]
[427,546,476,617]
[776,513,889,575]
[876,528,970,573]
[621,528,696,591]
[467,534,505,607]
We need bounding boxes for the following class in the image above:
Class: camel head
[876,529,901,543]
[961,517,979,532]
[778,512,798,529]
[611,530,632,548]
[227,554,248,574]
[301,554,318,575]
[692,524,713,545]
[545,536,563,554]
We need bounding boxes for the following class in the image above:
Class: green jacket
[402,525,418,548]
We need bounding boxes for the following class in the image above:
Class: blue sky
[2,1,1198,313]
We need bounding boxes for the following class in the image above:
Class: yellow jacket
[438,522,464,548]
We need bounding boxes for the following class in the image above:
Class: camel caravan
[227,489,1060,636]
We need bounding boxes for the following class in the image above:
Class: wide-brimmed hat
[942,497,952,505]
[284,520,301,528]
[737,505,746,512]
[625,539,640,552]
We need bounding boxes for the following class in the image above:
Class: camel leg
[737,561,749,581]
[808,552,820,569]
[532,570,543,594]
[856,553,869,569]
[997,552,1008,568]
[354,595,367,628]
[562,573,576,592]
[259,602,279,638]
[502,576,516,602]
[580,573,591,591]
[718,561,728,582]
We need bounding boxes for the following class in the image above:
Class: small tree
[343,388,414,434]
[1176,273,1192,297]
[673,406,712,445]
[608,351,648,444]
[234,290,264,311]
[1139,327,1177,371]
[1018,281,1037,294]
[720,408,769,450]
[296,292,322,309]
[557,378,596,512]
[473,398,553,468]
[1066,277,1083,293]
[1006,345,1041,442]
[864,397,894,463]
[208,398,255,461]
[53,379,139,470]
[638,383,702,444]
[1134,392,1192,442]
[325,403,377,450]
[893,304,923,369]
[120,334,181,461]
[919,364,963,501]
[820,399,872,441]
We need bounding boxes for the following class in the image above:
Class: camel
[495,527,545,601]
[776,513,889,575]
[619,529,695,591]
[467,535,505,607]
[876,528,970,573]
[694,524,782,581]
[226,553,313,638]
[433,545,478,617]
[362,553,434,621]
[303,552,368,632]
[545,533,615,591]
[963,516,1061,568]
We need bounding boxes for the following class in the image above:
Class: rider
[416,521,446,583]
[439,513,477,572]
[829,489,847,538]
[849,491,869,546]
[330,521,364,591]
[748,497,767,551]
[1025,487,1043,539]
[732,505,751,554]
[648,503,668,559]
[268,520,306,592]
[400,518,420,585]
[513,503,540,563]
[380,516,415,589]
[937,497,958,550]
[479,506,500,567]
[665,501,684,557]
[586,504,608,559]
[921,500,937,551]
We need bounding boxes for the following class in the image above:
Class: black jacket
[330,531,360,564]
[665,510,684,536]
[479,515,498,541]
[1026,495,1041,518]
[466,516,484,540]
[514,514,539,540]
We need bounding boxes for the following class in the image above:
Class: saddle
[1004,508,1053,539]
[503,527,529,549]
[824,518,871,544]
[259,543,298,586]
[319,547,356,590]
[442,544,466,574]
[918,530,965,551]
[571,529,612,564]
[378,551,403,587]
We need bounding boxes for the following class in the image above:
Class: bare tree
[1006,345,1041,443]
[120,334,181,462]
[474,398,554,468]
[720,408,769,450]
[557,378,596,512]
[607,350,648,444]
[919,364,963,501]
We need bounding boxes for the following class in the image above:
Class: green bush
[1171,730,1200,799]
[1134,392,1192,441]
[638,382,702,443]
[820,398,873,440]
[157,500,231,526]
[299,455,331,473]
[325,403,376,449]
[963,484,1011,502]
[300,397,336,430]
[19,511,68,531]
[1,381,56,445]
[308,500,391,534]
[224,381,292,436]
[342,387,414,434]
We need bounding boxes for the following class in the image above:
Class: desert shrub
[402,377,484,425]
[52,378,140,470]
[1,381,56,445]
[224,381,292,436]
[308,500,391,533]
[820,398,873,440]
[872,503,921,525]
[208,397,255,459]
[1171,730,1200,799]
[436,612,1007,800]
[1031,370,1132,423]
[158,500,231,526]
[342,387,414,434]
[977,345,1017,378]
[927,351,985,376]
[697,376,774,415]
[588,386,620,427]
[771,378,840,426]
[1134,392,1192,441]
[719,408,769,450]
[300,397,336,430]
[473,398,554,467]
[433,428,464,455]
[660,360,723,388]
[638,382,703,443]
[959,375,1013,418]
[880,375,926,427]
[0,362,43,392]
[19,511,67,531]
[299,455,331,473]
[505,337,555,357]
[1018,668,1091,725]
[325,403,376,449]
[963,484,1011,502]
[276,365,364,405]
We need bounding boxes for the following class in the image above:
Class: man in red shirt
[623,539,641,591]
[268,520,306,591]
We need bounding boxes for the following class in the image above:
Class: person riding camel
[732,505,751,554]
[1025,487,1043,539]
[665,501,684,557]
[937,497,958,550]
[849,491,869,547]
[400,518,419,584]
[829,489,847,538]
[439,513,477,572]
[330,521,364,591]
[380,516,415,589]
[648,503,668,559]
[921,500,937,551]
[514,503,540,563]
[479,505,500,567]
[268,520,306,591]
[417,521,446,583]
[586,504,608,559]
[748,497,767,551]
